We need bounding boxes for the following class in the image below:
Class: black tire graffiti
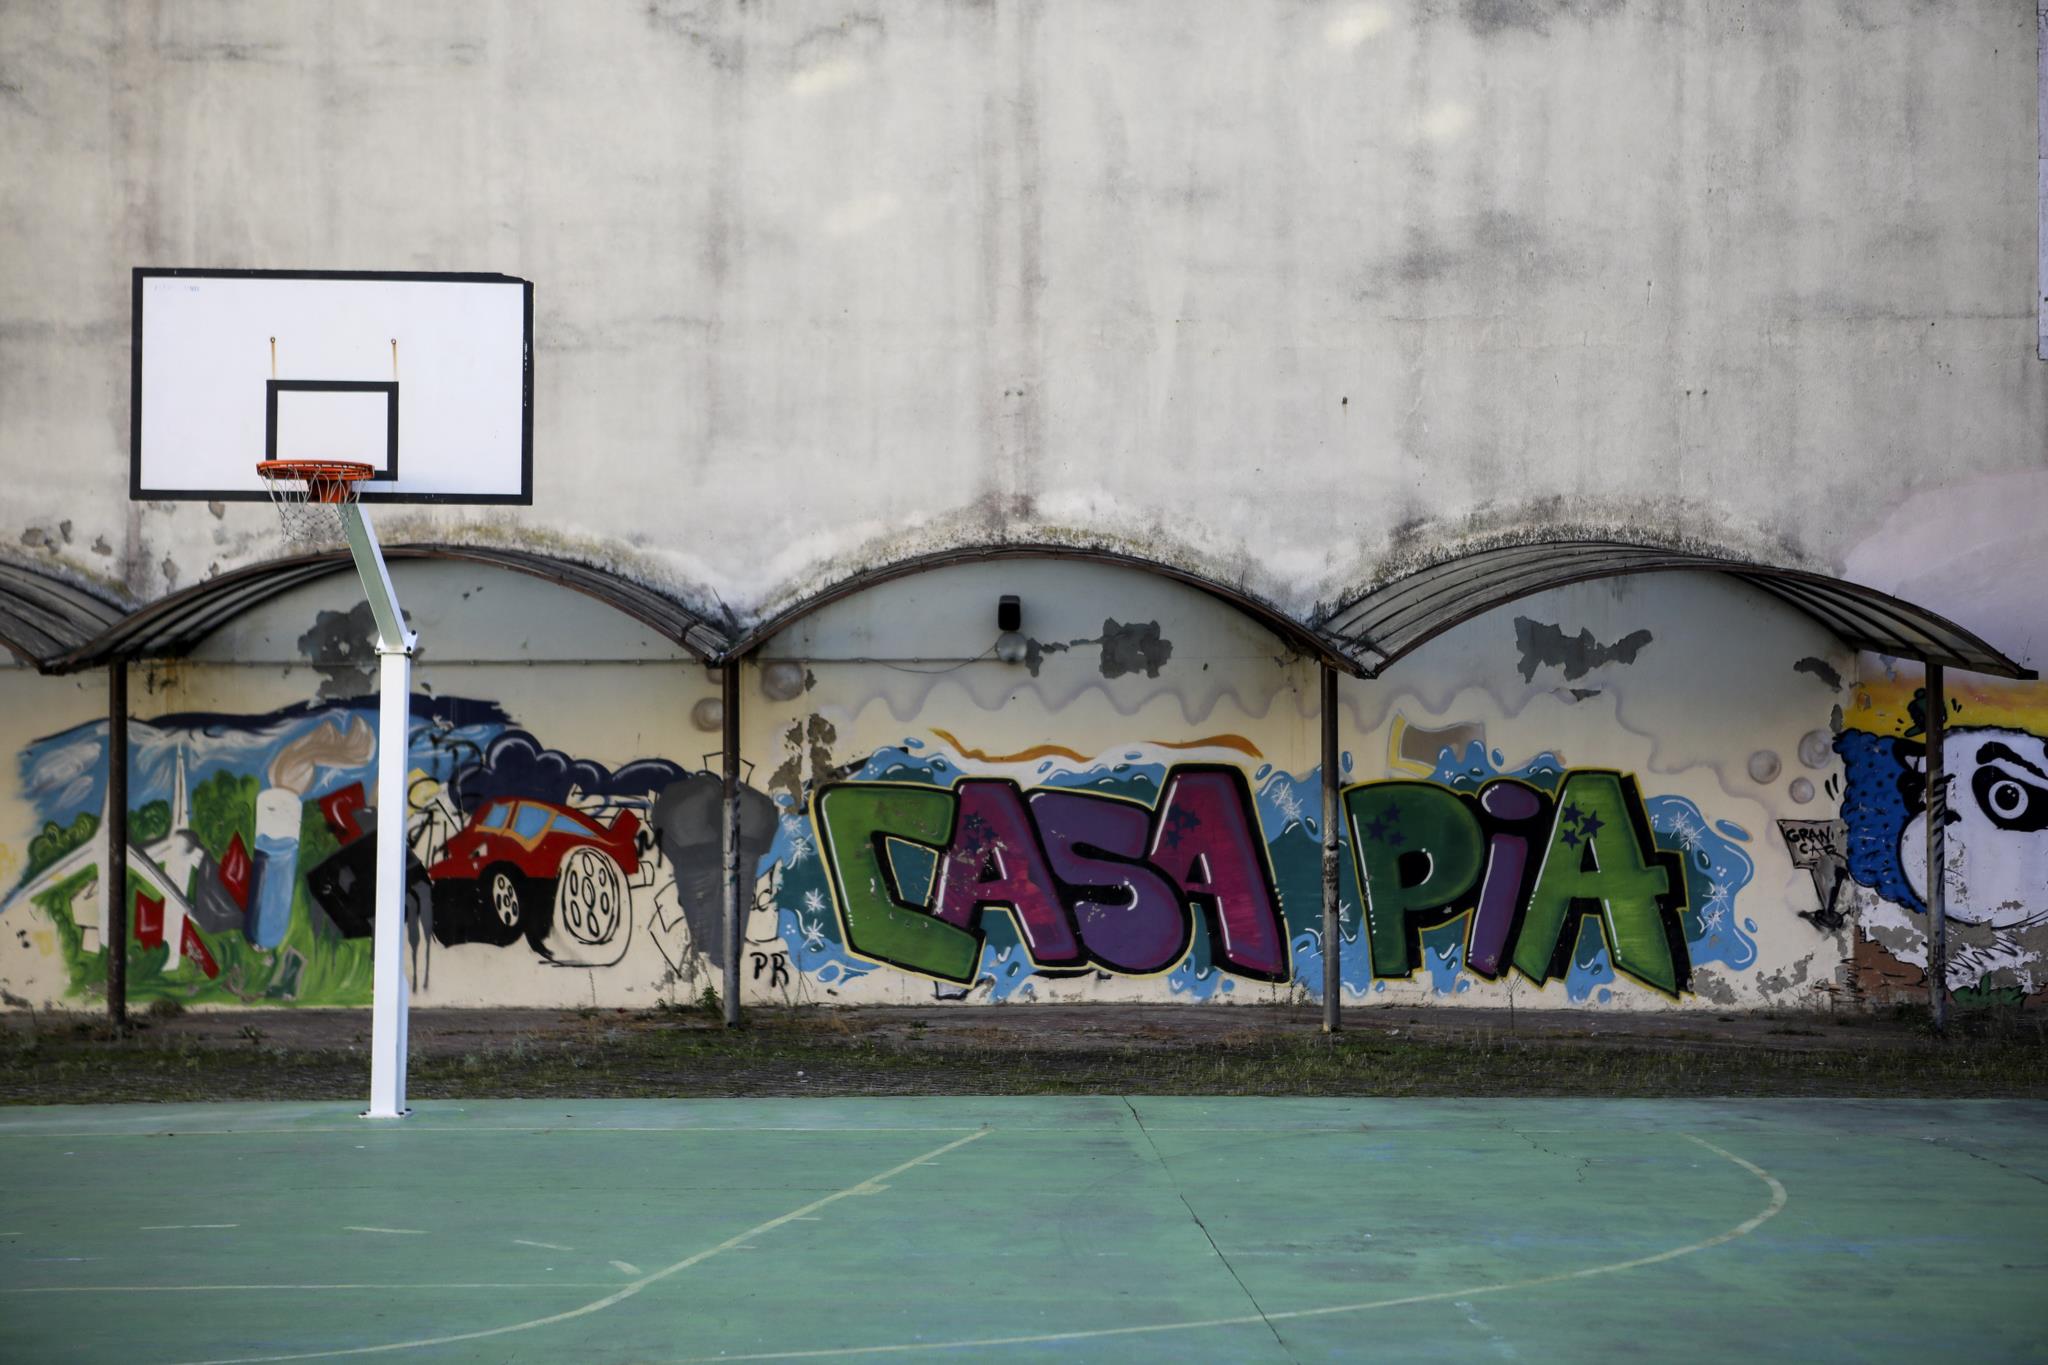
[482,864,535,947]
[527,847,632,967]
[555,847,625,947]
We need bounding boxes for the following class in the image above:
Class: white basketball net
[257,463,370,547]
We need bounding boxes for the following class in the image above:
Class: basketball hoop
[255,460,374,545]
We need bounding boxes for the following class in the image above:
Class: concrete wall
[1,0,2043,640]
[0,2,2043,1012]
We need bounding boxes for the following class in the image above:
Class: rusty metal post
[105,660,129,1030]
[1925,662,1949,1035]
[721,661,743,1028]
[1321,662,1342,1033]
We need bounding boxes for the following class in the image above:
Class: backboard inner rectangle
[267,382,398,479]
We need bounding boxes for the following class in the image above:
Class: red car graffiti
[427,799,641,962]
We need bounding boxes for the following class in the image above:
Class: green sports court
[2,1097,2043,1362]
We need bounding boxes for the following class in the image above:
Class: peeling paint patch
[1512,617,1653,682]
[295,602,382,699]
[1793,656,1844,690]
[768,714,840,803]
[1021,637,1068,677]
[806,713,837,780]
[1751,954,1814,1000]
[1098,619,1171,679]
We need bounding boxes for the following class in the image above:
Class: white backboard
[132,270,532,504]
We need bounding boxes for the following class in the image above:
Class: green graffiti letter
[1345,782,1485,978]
[814,784,980,983]
[1511,771,1686,995]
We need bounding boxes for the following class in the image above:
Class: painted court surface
[1,1099,2042,1363]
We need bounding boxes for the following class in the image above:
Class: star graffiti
[1160,804,1203,850]
[1557,801,1603,850]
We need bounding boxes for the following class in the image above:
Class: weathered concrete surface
[2,1,2043,655]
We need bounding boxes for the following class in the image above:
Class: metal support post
[721,662,743,1028]
[344,505,416,1118]
[1925,662,1949,1035]
[1321,662,1342,1034]
[106,660,129,1031]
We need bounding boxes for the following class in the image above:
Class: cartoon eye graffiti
[1972,765,2047,833]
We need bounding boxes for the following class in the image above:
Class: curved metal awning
[0,559,129,670]
[726,542,1365,674]
[1316,540,2035,680]
[54,544,730,671]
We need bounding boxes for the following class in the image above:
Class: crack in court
[1123,1096,1298,1363]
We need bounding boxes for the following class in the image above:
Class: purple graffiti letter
[932,779,1084,967]
[1030,790,1190,974]
[1146,769,1290,981]
[1468,780,1545,978]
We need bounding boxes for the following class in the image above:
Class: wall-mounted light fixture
[995,594,1027,664]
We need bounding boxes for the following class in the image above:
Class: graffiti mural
[2,697,762,1007]
[6,698,1784,1008]
[1834,675,2048,1003]
[769,730,1754,1003]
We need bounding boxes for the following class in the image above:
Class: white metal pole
[1926,662,1949,1035]
[1320,662,1341,1034]
[343,505,416,1118]
[368,643,413,1116]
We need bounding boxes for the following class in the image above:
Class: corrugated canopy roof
[34,537,2034,682]
[1315,540,2034,680]
[53,544,730,670]
[0,560,129,669]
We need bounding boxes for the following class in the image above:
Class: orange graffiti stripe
[930,729,1263,764]
[1149,734,1263,758]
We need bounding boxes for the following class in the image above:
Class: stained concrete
[0,2,2041,656]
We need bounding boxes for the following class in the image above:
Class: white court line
[0,1126,985,1139]
[513,1239,573,1252]
[141,1224,239,1231]
[610,1261,642,1276]
[659,1132,1789,1363]
[342,1227,426,1236]
[3,1283,620,1295]
[173,1126,991,1365]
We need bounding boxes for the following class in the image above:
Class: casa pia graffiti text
[813,765,1695,996]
